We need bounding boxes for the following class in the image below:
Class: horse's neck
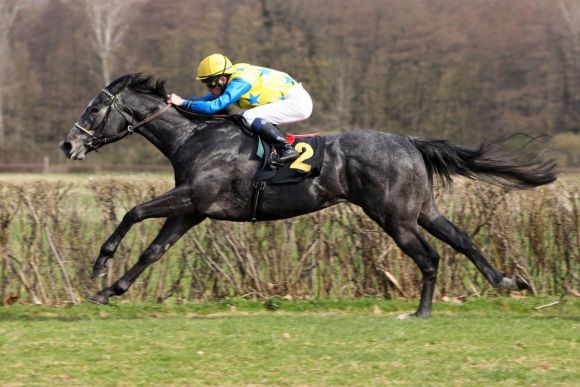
[137,107,227,161]
[127,94,244,162]
[136,113,190,160]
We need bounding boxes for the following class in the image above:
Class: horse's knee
[123,207,142,224]
[139,245,164,265]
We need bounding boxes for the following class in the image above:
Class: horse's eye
[91,107,100,114]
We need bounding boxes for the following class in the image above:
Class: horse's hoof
[515,274,531,291]
[397,312,430,319]
[91,266,108,279]
[499,276,518,290]
[500,275,531,291]
[88,293,108,305]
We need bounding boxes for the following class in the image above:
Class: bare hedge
[0,176,578,305]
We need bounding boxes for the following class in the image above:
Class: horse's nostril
[60,141,72,153]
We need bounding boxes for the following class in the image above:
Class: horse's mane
[108,73,253,135]
[109,73,167,99]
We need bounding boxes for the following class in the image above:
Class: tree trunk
[83,0,143,85]
[0,84,4,147]
[0,0,24,147]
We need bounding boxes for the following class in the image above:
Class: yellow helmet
[196,54,233,79]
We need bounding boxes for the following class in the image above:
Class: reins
[74,84,255,151]
[174,106,255,136]
[174,105,231,119]
[73,83,173,150]
[129,103,173,133]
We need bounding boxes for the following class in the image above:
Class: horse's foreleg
[89,215,202,305]
[92,185,194,278]
[418,210,530,291]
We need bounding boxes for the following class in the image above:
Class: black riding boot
[256,121,299,164]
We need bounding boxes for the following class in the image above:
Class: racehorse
[60,73,556,318]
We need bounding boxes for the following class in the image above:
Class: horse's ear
[117,76,131,93]
[106,75,132,95]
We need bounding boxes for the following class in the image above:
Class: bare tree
[559,0,580,72]
[0,0,24,147]
[82,0,144,85]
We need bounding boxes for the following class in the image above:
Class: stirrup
[276,148,299,163]
[268,153,285,169]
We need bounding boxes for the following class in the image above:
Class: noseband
[73,86,171,151]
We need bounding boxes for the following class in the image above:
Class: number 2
[289,142,314,172]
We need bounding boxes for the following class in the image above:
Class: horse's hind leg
[365,208,441,318]
[418,203,529,291]
[89,215,202,305]
[383,222,441,318]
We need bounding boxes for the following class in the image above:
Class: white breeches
[242,83,313,127]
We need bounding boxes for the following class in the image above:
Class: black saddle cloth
[256,135,325,184]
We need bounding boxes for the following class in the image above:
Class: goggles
[201,76,220,88]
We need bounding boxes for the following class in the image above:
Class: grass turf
[0,297,578,385]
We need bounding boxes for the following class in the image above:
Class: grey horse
[60,74,556,317]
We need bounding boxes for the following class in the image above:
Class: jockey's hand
[167,93,184,106]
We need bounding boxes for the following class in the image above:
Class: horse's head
[60,74,143,160]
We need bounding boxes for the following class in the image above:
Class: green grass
[0,298,578,385]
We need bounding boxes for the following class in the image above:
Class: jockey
[167,53,313,164]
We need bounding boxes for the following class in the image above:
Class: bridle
[73,83,172,151]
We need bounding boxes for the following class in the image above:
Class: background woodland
[1,0,580,168]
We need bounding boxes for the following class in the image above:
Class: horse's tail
[408,135,557,189]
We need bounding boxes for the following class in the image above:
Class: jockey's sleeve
[184,93,214,101]
[181,79,252,114]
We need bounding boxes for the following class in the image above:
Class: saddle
[176,109,325,220]
[251,132,325,221]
